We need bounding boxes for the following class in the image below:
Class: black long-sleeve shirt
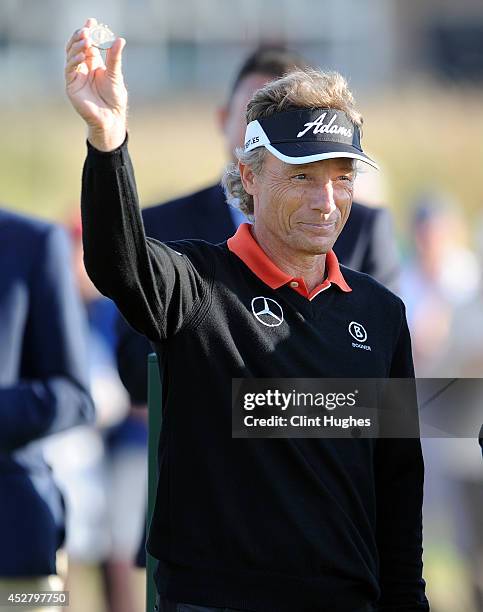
[81,139,429,612]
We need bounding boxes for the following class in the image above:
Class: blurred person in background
[401,192,480,376]
[400,194,482,612]
[115,44,402,572]
[427,214,483,611]
[0,207,93,611]
[437,214,483,376]
[44,217,145,612]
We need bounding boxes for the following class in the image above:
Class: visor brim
[265,141,379,170]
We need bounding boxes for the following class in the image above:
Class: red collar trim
[227,223,352,299]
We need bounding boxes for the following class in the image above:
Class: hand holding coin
[89,24,116,50]
[65,17,128,152]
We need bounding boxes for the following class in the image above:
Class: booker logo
[251,297,284,328]
[348,321,372,351]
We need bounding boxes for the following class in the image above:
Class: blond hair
[222,70,362,219]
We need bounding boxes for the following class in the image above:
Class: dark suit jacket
[0,209,94,576]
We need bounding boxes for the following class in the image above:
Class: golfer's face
[253,153,355,254]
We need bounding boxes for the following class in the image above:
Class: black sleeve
[81,138,210,343]
[374,304,429,611]
[116,313,152,405]
[362,208,401,294]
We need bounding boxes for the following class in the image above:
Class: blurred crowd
[1,45,482,612]
[400,194,483,612]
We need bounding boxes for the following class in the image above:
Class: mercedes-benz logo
[251,297,284,327]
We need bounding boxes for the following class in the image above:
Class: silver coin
[89,24,116,50]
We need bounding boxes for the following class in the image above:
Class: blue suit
[0,208,94,576]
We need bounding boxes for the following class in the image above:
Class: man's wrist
[87,124,127,153]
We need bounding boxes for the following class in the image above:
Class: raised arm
[65,19,209,343]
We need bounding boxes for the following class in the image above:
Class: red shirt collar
[227,223,351,300]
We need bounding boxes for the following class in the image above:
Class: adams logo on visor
[244,108,379,170]
[297,112,352,139]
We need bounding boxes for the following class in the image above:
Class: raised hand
[65,17,128,151]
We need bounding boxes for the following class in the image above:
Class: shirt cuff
[85,133,130,169]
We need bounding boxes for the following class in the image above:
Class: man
[117,45,400,407]
[0,208,94,609]
[116,45,401,573]
[66,19,428,612]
